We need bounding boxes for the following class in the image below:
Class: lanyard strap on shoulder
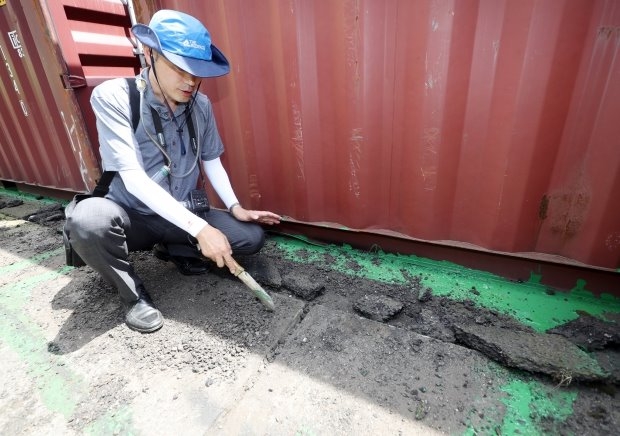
[185,107,197,155]
[150,106,197,156]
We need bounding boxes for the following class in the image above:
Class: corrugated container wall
[156,0,619,270]
[43,0,156,165]
[1,0,618,275]
[0,0,156,194]
[0,0,101,194]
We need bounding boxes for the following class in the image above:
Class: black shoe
[153,244,210,276]
[125,289,163,333]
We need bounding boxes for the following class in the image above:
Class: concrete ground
[0,191,618,435]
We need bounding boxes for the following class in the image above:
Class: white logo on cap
[182,39,206,51]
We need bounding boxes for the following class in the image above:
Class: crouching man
[64,10,280,332]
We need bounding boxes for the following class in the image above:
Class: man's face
[149,49,200,106]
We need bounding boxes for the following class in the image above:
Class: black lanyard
[149,106,197,156]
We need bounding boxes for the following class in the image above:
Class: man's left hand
[231,205,281,225]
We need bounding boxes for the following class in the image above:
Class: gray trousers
[65,197,264,304]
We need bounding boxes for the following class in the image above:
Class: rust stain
[538,195,549,220]
[547,190,591,239]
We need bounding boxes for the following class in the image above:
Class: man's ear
[143,47,153,66]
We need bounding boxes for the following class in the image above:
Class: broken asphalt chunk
[547,313,620,351]
[282,273,325,301]
[454,323,610,383]
[353,294,404,322]
[0,198,23,208]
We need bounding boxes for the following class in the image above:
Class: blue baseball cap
[132,9,229,78]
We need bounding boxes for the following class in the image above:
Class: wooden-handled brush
[231,260,275,311]
[196,243,275,311]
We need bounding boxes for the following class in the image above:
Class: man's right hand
[195,224,237,273]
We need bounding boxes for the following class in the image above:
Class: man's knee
[233,223,265,255]
[66,198,127,245]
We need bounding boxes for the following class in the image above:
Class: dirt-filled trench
[1,192,619,435]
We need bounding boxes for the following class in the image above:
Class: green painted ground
[271,235,620,332]
[1,190,617,435]
[0,188,68,205]
[462,374,578,436]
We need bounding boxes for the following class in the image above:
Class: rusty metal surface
[46,0,140,85]
[1,0,618,277]
[153,0,620,271]
[44,0,146,167]
[0,0,155,193]
[0,0,99,193]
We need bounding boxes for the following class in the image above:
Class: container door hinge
[61,74,87,89]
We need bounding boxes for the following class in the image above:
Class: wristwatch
[228,202,241,213]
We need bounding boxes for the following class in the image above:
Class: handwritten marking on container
[19,101,28,116]
[598,26,620,39]
[349,128,363,198]
[1,32,28,117]
[291,104,305,181]
[60,111,90,189]
[248,174,262,203]
[421,128,440,191]
[492,40,500,65]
